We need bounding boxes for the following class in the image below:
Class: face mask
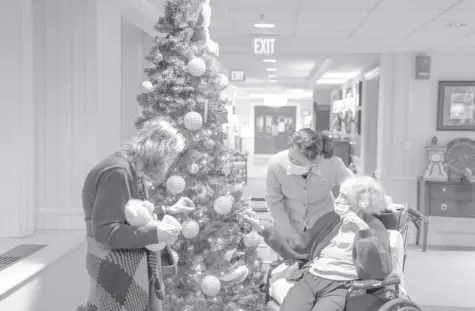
[334,180,356,217]
[287,149,311,175]
[287,162,310,176]
[334,203,352,217]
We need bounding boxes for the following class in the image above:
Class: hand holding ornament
[242,215,265,233]
[166,197,196,214]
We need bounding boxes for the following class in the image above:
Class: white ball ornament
[141,81,154,92]
[218,74,229,90]
[200,276,221,297]
[243,231,261,248]
[204,138,215,149]
[184,111,203,131]
[182,219,200,239]
[188,163,200,175]
[166,175,186,194]
[187,57,207,77]
[213,196,234,216]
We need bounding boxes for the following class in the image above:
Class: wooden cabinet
[417,178,475,251]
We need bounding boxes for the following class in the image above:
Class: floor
[243,162,475,311]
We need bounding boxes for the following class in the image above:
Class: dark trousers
[281,271,349,311]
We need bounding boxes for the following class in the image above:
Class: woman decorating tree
[266,128,353,243]
[80,117,195,311]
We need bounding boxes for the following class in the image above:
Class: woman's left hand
[242,215,265,233]
[167,197,196,214]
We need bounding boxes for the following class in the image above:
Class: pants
[281,271,349,311]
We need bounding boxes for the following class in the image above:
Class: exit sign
[230,71,245,81]
[253,38,276,55]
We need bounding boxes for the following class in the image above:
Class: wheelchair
[261,204,428,311]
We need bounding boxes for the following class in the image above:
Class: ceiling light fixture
[266,68,278,72]
[255,14,275,28]
[315,79,347,85]
[268,74,277,78]
[254,23,275,28]
[321,71,360,80]
[263,59,277,63]
[445,23,467,28]
[269,80,278,83]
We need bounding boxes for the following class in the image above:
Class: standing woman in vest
[80,117,195,311]
[266,128,353,243]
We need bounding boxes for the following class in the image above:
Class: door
[314,102,331,132]
[254,106,296,154]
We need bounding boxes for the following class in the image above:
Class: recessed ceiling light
[269,80,278,83]
[263,59,277,63]
[321,72,360,79]
[268,74,277,78]
[316,79,346,85]
[266,68,278,72]
[254,23,275,28]
[445,23,467,28]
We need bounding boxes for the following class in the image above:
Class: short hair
[293,128,334,159]
[119,117,185,172]
[345,176,387,215]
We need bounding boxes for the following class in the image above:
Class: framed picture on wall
[437,81,475,131]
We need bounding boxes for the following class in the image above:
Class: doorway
[254,106,297,154]
[362,77,380,175]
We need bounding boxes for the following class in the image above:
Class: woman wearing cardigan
[266,128,353,245]
[81,117,195,311]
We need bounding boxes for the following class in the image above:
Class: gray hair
[119,117,185,175]
[345,176,387,215]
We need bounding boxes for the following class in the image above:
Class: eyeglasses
[292,131,320,149]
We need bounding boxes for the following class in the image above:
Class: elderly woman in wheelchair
[244,176,422,311]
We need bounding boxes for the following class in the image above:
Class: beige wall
[377,50,475,247]
[0,0,151,237]
[121,18,154,144]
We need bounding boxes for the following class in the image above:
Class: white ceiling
[137,0,475,91]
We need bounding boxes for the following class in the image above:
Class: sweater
[309,216,360,280]
[82,152,159,248]
[261,211,392,281]
[266,151,354,235]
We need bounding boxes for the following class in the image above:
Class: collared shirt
[266,150,354,235]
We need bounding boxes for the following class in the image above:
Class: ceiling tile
[296,22,358,32]
[229,9,298,22]
[368,9,441,22]
[217,0,301,10]
[294,29,349,38]
[298,10,368,22]
[301,0,381,10]
[233,21,295,36]
[435,8,475,23]
[377,0,461,10]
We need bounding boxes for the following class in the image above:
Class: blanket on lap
[81,237,172,311]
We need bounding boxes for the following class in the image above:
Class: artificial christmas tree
[135,0,265,310]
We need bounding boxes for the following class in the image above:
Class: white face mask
[287,148,312,175]
[334,203,352,217]
[287,162,311,176]
[334,179,356,217]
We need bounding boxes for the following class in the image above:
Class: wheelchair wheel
[378,298,421,311]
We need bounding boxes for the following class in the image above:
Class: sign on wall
[230,71,246,81]
[253,38,276,55]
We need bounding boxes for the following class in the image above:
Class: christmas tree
[135,0,265,310]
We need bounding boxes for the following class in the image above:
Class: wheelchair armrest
[350,275,400,290]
